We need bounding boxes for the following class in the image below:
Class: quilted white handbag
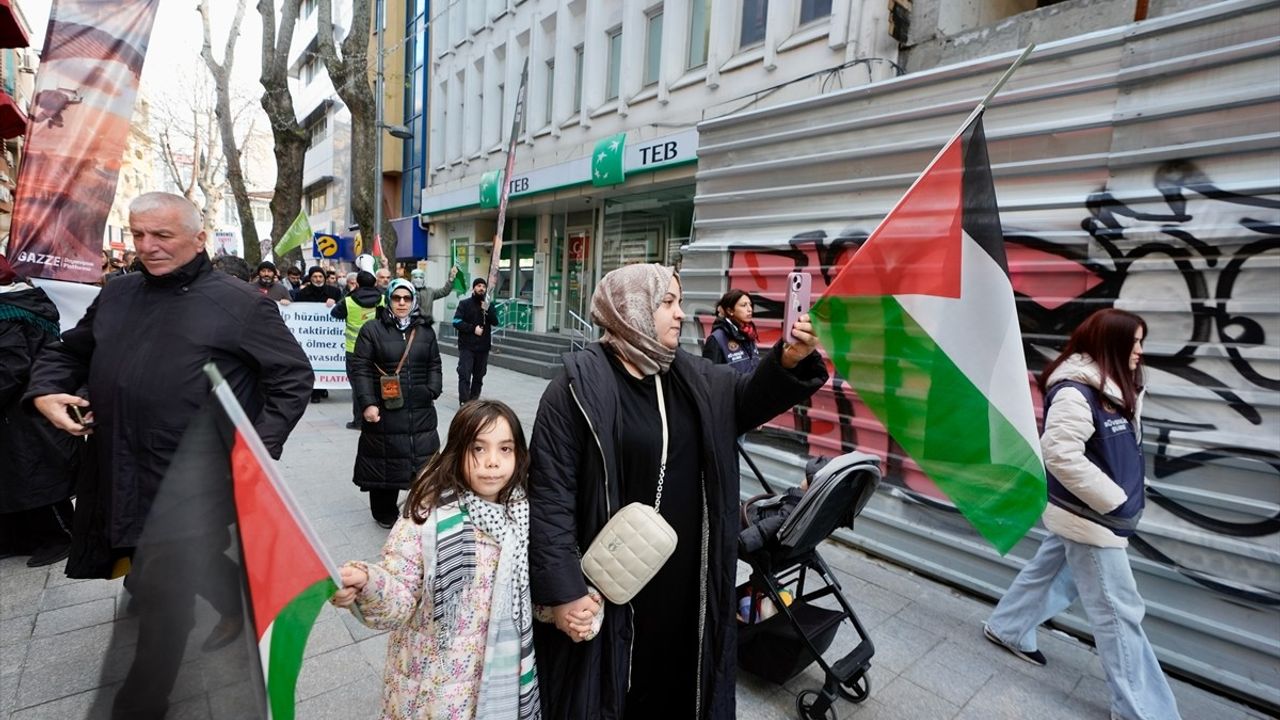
[581,375,678,605]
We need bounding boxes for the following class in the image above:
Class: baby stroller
[736,446,881,720]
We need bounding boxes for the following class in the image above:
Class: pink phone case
[783,272,812,344]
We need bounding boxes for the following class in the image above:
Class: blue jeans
[986,533,1180,720]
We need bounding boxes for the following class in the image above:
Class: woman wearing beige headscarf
[527,264,828,719]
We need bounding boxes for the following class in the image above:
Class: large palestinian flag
[810,112,1045,554]
[93,366,337,719]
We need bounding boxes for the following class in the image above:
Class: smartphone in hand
[69,404,95,430]
[783,271,812,344]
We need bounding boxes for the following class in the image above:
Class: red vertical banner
[7,0,159,282]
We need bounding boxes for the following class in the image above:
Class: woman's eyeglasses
[390,294,413,303]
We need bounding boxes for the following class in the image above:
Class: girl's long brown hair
[1039,308,1148,419]
[404,400,530,523]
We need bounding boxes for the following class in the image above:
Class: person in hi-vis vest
[331,271,384,428]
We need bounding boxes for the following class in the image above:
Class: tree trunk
[316,0,396,257]
[257,0,307,268]
[199,0,261,265]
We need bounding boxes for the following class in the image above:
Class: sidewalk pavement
[1,354,1267,719]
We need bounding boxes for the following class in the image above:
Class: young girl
[983,308,1180,720]
[332,400,540,720]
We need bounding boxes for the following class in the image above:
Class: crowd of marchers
[0,190,1180,720]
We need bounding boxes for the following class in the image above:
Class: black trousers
[457,346,490,402]
[0,498,73,556]
[346,352,361,423]
[112,531,243,719]
[369,488,400,523]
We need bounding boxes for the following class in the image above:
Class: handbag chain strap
[654,374,669,512]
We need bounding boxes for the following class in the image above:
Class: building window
[687,0,710,69]
[305,186,328,215]
[306,114,328,149]
[740,0,768,48]
[644,11,663,86]
[252,203,271,224]
[799,0,832,24]
[544,59,555,126]
[572,45,584,112]
[301,0,317,18]
[497,82,506,143]
[301,55,319,84]
[606,27,622,101]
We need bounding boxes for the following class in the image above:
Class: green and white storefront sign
[421,129,698,216]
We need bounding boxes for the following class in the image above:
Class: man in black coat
[295,265,343,305]
[27,191,314,568]
[27,192,314,716]
[451,277,498,402]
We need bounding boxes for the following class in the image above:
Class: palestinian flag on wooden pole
[93,364,340,719]
[810,46,1044,554]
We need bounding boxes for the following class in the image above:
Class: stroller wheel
[837,673,871,703]
[795,690,837,720]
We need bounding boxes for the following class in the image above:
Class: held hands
[33,394,93,436]
[363,406,381,423]
[325,298,337,307]
[782,313,819,369]
[552,592,602,642]
[474,325,484,337]
[332,564,368,608]
[448,266,459,282]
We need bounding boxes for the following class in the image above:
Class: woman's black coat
[528,341,828,720]
[0,286,79,513]
[349,308,443,490]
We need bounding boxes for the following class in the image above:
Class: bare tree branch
[316,0,392,251]
[199,0,263,261]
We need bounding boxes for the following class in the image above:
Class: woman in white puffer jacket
[982,309,1181,720]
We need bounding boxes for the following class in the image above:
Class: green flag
[451,247,467,295]
[273,211,311,257]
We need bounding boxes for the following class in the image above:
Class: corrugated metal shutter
[685,0,1280,708]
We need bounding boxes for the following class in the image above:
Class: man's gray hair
[129,192,202,233]
[345,272,358,283]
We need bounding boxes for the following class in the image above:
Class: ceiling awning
[390,215,428,260]
[302,175,335,193]
[300,98,334,128]
[0,0,29,49]
[0,91,28,139]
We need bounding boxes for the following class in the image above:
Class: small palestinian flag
[811,111,1046,554]
[94,365,338,719]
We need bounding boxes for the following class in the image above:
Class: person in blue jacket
[701,289,760,375]
[983,308,1180,720]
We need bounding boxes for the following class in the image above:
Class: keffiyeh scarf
[429,488,538,719]
[590,263,677,376]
